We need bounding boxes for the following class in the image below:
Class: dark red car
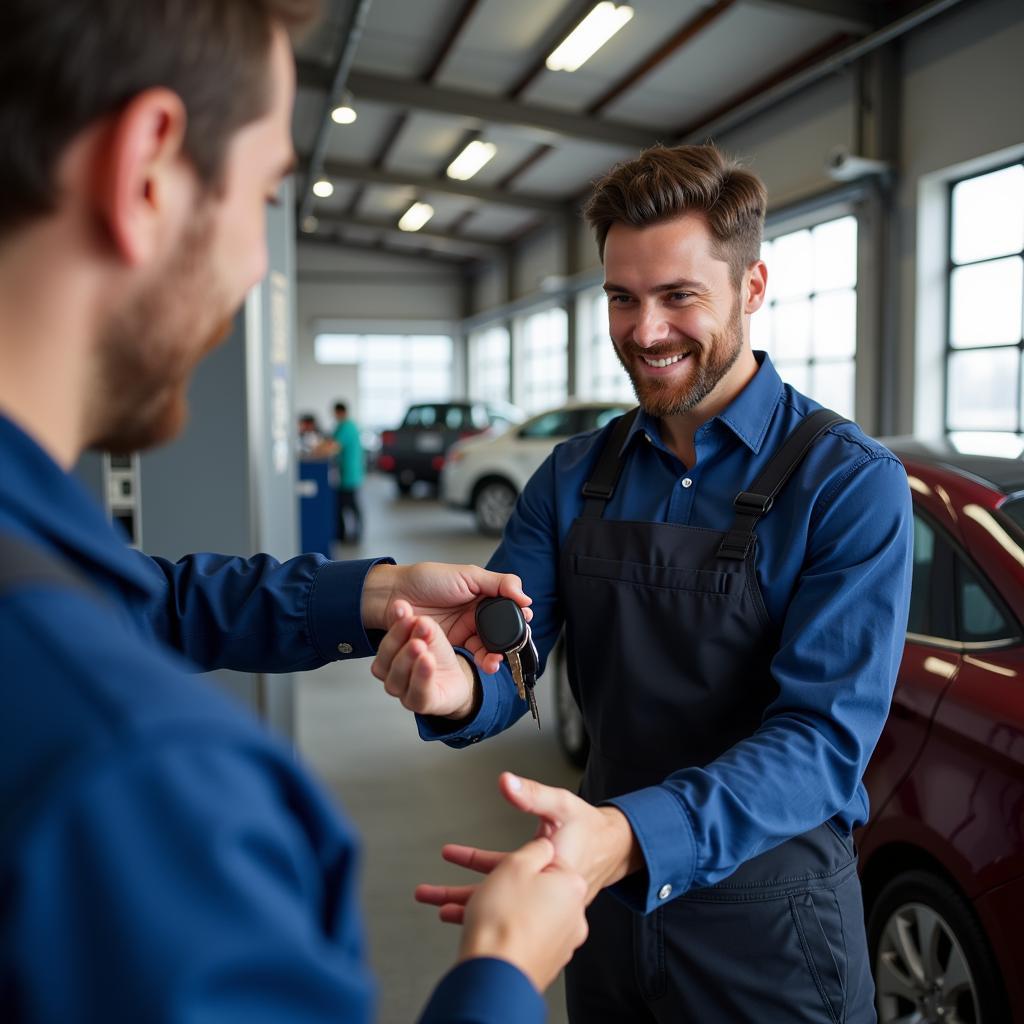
[552,439,1024,1022]
[859,440,1024,1023]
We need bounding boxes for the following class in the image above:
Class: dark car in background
[376,401,523,495]
[551,438,1024,1022]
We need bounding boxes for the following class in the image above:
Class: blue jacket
[0,414,543,1023]
[421,354,913,914]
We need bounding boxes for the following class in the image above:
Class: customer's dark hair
[584,144,767,286]
[0,0,319,239]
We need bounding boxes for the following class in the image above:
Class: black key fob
[475,596,528,654]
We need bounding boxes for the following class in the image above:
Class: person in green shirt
[331,401,365,544]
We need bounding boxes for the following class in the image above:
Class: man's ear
[93,88,190,266]
[742,259,768,314]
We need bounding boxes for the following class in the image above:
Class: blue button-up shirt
[0,414,543,1023]
[422,354,913,914]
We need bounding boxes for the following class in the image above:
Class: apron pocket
[574,554,735,595]
[789,889,848,1024]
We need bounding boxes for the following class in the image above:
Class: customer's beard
[89,208,233,455]
[616,298,744,419]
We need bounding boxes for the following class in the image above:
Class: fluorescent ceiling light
[312,179,334,199]
[546,3,634,72]
[331,104,357,125]
[447,140,497,181]
[398,202,434,232]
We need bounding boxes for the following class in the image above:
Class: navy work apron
[560,408,876,1023]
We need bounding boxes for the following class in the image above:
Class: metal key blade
[526,684,541,729]
[507,648,526,701]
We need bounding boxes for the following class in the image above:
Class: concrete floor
[296,473,581,1023]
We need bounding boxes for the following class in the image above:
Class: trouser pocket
[790,886,848,1024]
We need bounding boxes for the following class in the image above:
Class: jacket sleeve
[415,451,564,746]
[134,549,393,672]
[605,454,914,913]
[418,959,546,1024]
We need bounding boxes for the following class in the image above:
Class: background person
[332,399,365,544]
[374,144,914,1023]
[0,2,589,1021]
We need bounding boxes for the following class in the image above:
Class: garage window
[945,162,1024,456]
[469,325,511,405]
[752,216,857,419]
[518,307,568,413]
[577,287,634,402]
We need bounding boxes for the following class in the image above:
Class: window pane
[519,307,568,413]
[947,347,1018,430]
[813,217,857,292]
[948,431,1024,457]
[957,557,1013,642]
[952,164,1024,265]
[770,230,813,300]
[315,334,360,364]
[907,515,935,636]
[813,290,856,359]
[776,362,810,394]
[810,361,855,419]
[773,299,812,361]
[950,257,1024,348]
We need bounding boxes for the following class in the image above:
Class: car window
[955,555,1017,643]
[519,410,576,439]
[445,406,466,430]
[908,513,956,641]
[590,406,629,430]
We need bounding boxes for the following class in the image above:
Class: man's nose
[631,303,671,347]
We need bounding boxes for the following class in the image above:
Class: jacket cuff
[415,655,519,747]
[604,785,697,914]
[418,958,544,1024]
[308,557,395,661]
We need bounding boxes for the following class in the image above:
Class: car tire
[473,479,518,536]
[867,868,1009,1024]
[552,637,589,769]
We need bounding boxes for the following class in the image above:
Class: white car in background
[441,400,633,535]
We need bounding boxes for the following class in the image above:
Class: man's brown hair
[584,144,768,286]
[0,0,319,239]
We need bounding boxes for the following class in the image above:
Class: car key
[475,597,541,729]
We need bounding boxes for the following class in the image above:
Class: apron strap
[580,407,640,518]
[718,408,849,559]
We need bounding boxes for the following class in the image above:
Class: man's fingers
[441,844,506,875]
[500,772,573,823]
[386,598,414,628]
[439,904,465,925]
[499,836,555,876]
[415,883,475,907]
[371,612,419,680]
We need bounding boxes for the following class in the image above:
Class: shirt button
[681,478,693,488]
[337,642,353,655]
[658,884,672,900]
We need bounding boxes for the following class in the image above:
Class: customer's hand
[372,601,481,719]
[416,772,644,902]
[361,562,530,672]
[422,835,589,994]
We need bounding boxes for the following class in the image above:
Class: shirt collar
[0,414,158,598]
[620,351,784,457]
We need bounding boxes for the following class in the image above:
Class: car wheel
[396,469,415,496]
[474,479,518,536]
[552,637,588,768]
[867,869,1009,1024]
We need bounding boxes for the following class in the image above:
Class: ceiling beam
[315,157,565,212]
[313,213,502,253]
[297,64,658,149]
[299,0,375,223]
[743,0,879,31]
[585,0,737,114]
[299,233,474,266]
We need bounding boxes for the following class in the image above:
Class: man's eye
[608,294,631,304]
[669,292,692,302]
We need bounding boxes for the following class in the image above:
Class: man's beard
[89,206,234,454]
[614,297,744,418]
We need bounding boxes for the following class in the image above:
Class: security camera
[826,146,892,182]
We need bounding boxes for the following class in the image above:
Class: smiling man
[375,144,915,1022]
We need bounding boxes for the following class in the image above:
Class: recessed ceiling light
[447,140,497,181]
[331,104,357,125]
[312,179,334,199]
[546,3,634,73]
[398,202,434,232]
[301,215,319,233]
